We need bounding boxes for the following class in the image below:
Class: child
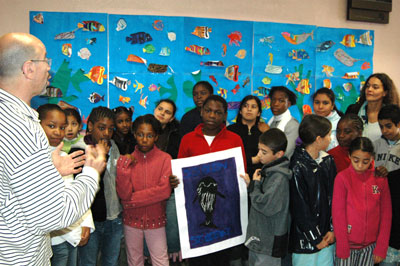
[289,114,336,266]
[112,106,136,155]
[268,86,299,158]
[242,128,291,266]
[328,114,363,173]
[78,106,122,266]
[374,104,400,266]
[62,108,86,154]
[37,104,94,266]
[333,137,392,266]
[179,81,213,137]
[116,114,171,266]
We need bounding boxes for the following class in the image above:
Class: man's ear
[21,60,35,79]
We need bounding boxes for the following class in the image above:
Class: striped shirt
[0,89,99,265]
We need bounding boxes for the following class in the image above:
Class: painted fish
[142,44,155,54]
[191,26,212,39]
[185,45,210,56]
[33,13,44,24]
[116,18,127,31]
[61,43,72,57]
[262,76,272,85]
[126,32,152,44]
[78,47,91,60]
[148,64,168,73]
[254,87,270,96]
[259,36,274,44]
[235,49,247,59]
[119,95,131,104]
[343,82,353,92]
[261,96,271,109]
[159,47,171,56]
[85,66,107,85]
[200,61,224,67]
[361,61,371,70]
[228,101,241,110]
[109,76,131,91]
[148,84,160,92]
[217,87,228,99]
[231,84,240,95]
[265,64,282,74]
[54,30,76,40]
[281,30,313,45]
[322,65,335,77]
[41,86,63,98]
[225,65,240,82]
[228,31,242,46]
[285,72,300,85]
[58,100,77,110]
[288,49,309,60]
[209,75,218,87]
[126,54,147,64]
[316,40,335,52]
[133,80,144,93]
[296,79,311,94]
[139,94,148,109]
[86,38,97,45]
[221,43,227,57]
[88,92,104,103]
[242,77,250,88]
[167,32,176,42]
[334,48,361,67]
[78,21,105,32]
[342,72,359,79]
[153,20,164,31]
[340,34,356,48]
[357,31,373,46]
[303,104,312,115]
[323,79,332,89]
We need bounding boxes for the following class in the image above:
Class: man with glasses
[0,32,106,265]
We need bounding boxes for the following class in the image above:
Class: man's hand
[52,142,86,176]
[373,255,384,264]
[84,145,106,174]
[78,226,90,246]
[170,175,180,189]
[375,166,388,177]
[97,139,110,155]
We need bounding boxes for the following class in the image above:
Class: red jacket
[116,146,171,229]
[328,145,350,174]
[178,124,247,170]
[332,162,392,259]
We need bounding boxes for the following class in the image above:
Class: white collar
[268,109,292,131]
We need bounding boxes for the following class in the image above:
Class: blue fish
[126,32,152,44]
[317,40,335,52]
[88,92,104,104]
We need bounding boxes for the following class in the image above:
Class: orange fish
[303,104,312,115]
[185,45,210,55]
[296,79,311,94]
[340,34,356,48]
[361,62,371,70]
[221,43,227,57]
[119,95,131,104]
[261,96,271,109]
[231,84,240,95]
[281,31,313,45]
[85,66,107,85]
[139,94,148,109]
[57,100,77,110]
[228,31,242,46]
[191,26,212,39]
[323,79,332,89]
[127,54,147,64]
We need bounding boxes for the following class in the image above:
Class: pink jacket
[332,162,392,259]
[116,146,171,229]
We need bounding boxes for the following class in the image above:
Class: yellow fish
[139,94,148,109]
[340,34,356,48]
[296,79,311,94]
[119,95,131,104]
[235,49,247,59]
[323,79,332,89]
[133,80,144,93]
[217,88,228,99]
[322,65,334,77]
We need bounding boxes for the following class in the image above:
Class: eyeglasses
[30,58,52,67]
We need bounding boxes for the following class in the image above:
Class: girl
[38,104,94,266]
[112,106,136,155]
[78,106,122,266]
[62,108,86,154]
[289,114,336,266]
[332,137,392,266]
[328,114,363,173]
[313,87,342,150]
[346,73,400,142]
[116,114,171,266]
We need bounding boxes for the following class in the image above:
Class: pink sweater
[332,162,392,259]
[116,146,171,229]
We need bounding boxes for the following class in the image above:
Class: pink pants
[124,225,169,266]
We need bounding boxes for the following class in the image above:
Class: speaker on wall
[347,0,392,24]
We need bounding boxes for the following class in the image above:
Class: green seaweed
[159,75,178,102]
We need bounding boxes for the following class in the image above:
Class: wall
[1,0,399,88]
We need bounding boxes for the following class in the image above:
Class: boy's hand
[373,255,384,264]
[78,226,90,246]
[52,142,86,176]
[240,174,250,187]
[251,155,260,165]
[316,239,329,250]
[258,121,270,133]
[170,175,180,189]
[375,166,388,177]
[323,231,335,244]
[252,169,261,181]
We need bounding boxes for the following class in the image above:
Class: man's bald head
[0,33,45,79]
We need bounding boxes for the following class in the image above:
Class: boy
[375,104,400,266]
[268,86,299,158]
[242,128,291,266]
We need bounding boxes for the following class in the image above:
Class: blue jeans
[78,217,123,266]
[51,241,77,266]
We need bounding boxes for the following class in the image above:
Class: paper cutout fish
[116,18,127,31]
[259,36,274,44]
[85,66,107,85]
[57,100,77,110]
[78,47,91,60]
[61,43,72,57]
[221,44,227,57]
[159,47,171,56]
[286,72,300,85]
[153,20,164,31]
[361,62,371,70]
[340,34,356,48]
[343,82,353,92]
[231,84,240,95]
[200,61,224,67]
[209,75,218,87]
[254,87,270,96]
[109,76,131,91]
[296,79,311,94]
[334,49,361,67]
[86,38,97,45]
[303,104,312,115]
[228,31,242,46]
[265,53,283,74]
[262,76,272,85]
[343,72,359,79]
[41,86,63,98]
[224,65,240,82]
[337,92,345,101]
[88,92,104,104]
[323,79,332,89]
[33,13,44,24]
[185,45,210,56]
[148,64,171,73]
[316,40,335,52]
[78,21,105,32]
[55,30,76,40]
[126,32,152,44]
[357,31,373,46]
[261,96,271,109]
[228,101,241,110]
[288,49,309,60]
[119,95,131,104]
[148,84,160,92]
[127,54,147,65]
[192,26,212,39]
[235,49,247,59]
[322,65,335,77]
[143,44,155,54]
[167,32,176,42]
[281,30,313,45]
[139,94,148,109]
[242,77,250,88]
[217,87,228,99]
[133,80,144,93]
